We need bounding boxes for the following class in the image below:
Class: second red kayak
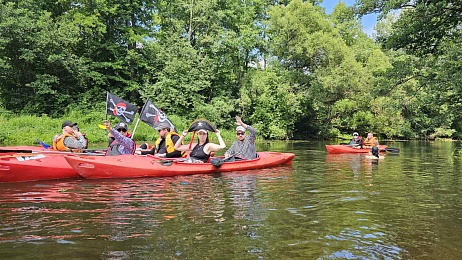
[0,153,79,183]
[325,144,388,154]
[65,152,295,179]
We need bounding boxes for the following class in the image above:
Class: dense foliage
[0,0,460,140]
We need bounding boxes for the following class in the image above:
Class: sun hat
[197,129,208,134]
[236,126,246,132]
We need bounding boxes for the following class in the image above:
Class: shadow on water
[1,140,462,259]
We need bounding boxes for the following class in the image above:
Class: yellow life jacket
[155,132,186,156]
[363,137,378,147]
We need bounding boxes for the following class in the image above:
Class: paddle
[340,143,363,148]
[341,142,400,153]
[0,149,36,153]
[82,148,108,153]
[385,147,400,153]
[36,138,51,149]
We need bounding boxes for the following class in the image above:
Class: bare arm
[206,130,226,153]
[174,130,194,151]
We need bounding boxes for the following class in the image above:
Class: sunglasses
[236,132,245,136]
[117,128,127,132]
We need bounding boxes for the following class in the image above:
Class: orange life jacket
[53,133,71,151]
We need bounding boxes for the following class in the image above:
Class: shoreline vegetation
[1,111,271,147]
[0,112,456,147]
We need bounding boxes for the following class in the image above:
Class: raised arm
[235,116,247,128]
[207,130,226,152]
[236,116,257,142]
[174,130,193,151]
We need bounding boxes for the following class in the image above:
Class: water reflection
[325,153,382,181]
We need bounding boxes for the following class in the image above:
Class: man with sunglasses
[224,116,257,161]
[104,120,136,156]
[137,122,184,158]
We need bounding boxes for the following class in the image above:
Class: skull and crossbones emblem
[145,104,170,125]
[109,98,135,123]
[145,104,173,130]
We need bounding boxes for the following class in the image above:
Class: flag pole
[105,92,109,121]
[131,116,141,139]
[131,99,148,139]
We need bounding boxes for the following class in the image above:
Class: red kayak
[0,153,79,183]
[325,144,388,154]
[65,152,295,179]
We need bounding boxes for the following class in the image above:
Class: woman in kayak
[349,132,363,148]
[174,129,226,163]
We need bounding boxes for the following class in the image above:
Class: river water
[1,140,462,259]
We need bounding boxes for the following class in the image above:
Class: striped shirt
[225,125,257,159]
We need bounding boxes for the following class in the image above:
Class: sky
[320,0,379,36]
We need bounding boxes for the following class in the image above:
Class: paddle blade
[385,147,400,153]
[36,138,51,149]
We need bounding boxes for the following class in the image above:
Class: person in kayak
[363,133,378,148]
[52,120,87,152]
[223,116,258,161]
[73,125,89,149]
[174,128,226,163]
[104,120,136,156]
[136,122,184,158]
[348,132,363,148]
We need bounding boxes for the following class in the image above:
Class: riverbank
[0,112,260,146]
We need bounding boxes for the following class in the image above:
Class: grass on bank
[0,111,263,147]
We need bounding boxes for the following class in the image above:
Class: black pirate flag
[139,99,176,131]
[187,119,216,132]
[106,92,138,124]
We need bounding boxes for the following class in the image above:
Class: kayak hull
[325,145,388,154]
[65,152,295,179]
[0,153,79,183]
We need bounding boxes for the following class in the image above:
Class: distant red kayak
[325,144,388,154]
[65,152,295,179]
[0,153,79,183]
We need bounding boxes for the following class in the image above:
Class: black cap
[114,122,128,131]
[62,120,77,128]
[154,122,170,131]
